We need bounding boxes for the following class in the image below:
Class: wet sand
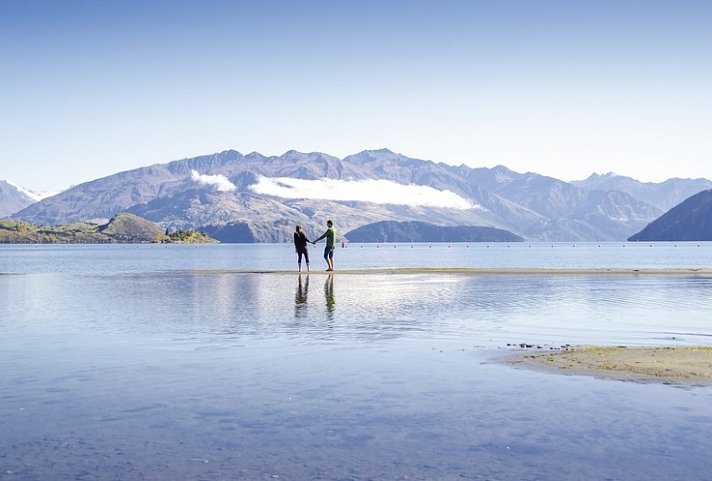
[506,346,712,385]
[192,267,712,275]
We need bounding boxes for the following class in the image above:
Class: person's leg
[304,248,310,271]
[324,246,334,271]
[297,250,303,272]
[323,246,330,270]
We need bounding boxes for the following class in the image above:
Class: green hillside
[0,213,217,244]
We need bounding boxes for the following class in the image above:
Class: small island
[0,212,217,244]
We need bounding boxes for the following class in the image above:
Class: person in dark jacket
[293,225,312,272]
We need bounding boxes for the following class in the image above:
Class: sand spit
[191,267,712,276]
[506,346,712,385]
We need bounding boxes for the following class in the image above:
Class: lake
[2,243,712,480]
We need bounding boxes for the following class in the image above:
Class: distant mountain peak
[583,172,628,182]
[366,148,396,155]
[348,148,400,162]
[5,180,59,201]
[490,165,517,183]
[209,149,243,161]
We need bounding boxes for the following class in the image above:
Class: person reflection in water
[293,225,312,272]
[295,274,309,318]
[324,273,335,319]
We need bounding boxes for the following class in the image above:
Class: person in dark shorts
[313,219,336,271]
[293,225,312,272]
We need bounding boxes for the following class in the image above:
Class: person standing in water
[313,219,336,271]
[293,225,312,272]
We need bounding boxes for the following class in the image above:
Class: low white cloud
[191,170,236,192]
[249,176,477,210]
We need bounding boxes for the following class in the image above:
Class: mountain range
[4,149,712,242]
[572,172,712,212]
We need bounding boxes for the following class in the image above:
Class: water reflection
[3,269,712,480]
[294,274,309,319]
[325,274,335,319]
[5,272,710,346]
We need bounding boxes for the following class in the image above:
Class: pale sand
[191,267,712,275]
[506,346,712,385]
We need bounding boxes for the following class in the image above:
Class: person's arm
[313,231,326,243]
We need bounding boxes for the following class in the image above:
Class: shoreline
[503,346,712,385]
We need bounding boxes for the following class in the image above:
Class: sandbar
[191,267,712,276]
[506,346,712,385]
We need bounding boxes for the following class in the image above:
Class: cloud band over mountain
[191,170,236,192]
[249,176,476,210]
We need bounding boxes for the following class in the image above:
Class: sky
[1,0,711,192]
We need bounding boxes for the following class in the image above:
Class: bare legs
[324,246,334,271]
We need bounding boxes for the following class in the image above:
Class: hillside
[0,180,36,218]
[345,221,523,243]
[0,213,216,244]
[0,219,110,243]
[628,190,712,241]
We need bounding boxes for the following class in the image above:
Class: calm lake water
[2,243,712,480]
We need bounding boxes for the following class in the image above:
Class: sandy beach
[506,346,712,385]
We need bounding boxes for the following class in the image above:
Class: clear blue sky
[2,0,711,191]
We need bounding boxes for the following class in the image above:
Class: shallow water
[1,244,712,480]
[1,241,711,274]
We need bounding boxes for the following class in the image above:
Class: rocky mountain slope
[0,180,36,218]
[10,149,707,242]
[628,189,712,241]
[572,173,712,212]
